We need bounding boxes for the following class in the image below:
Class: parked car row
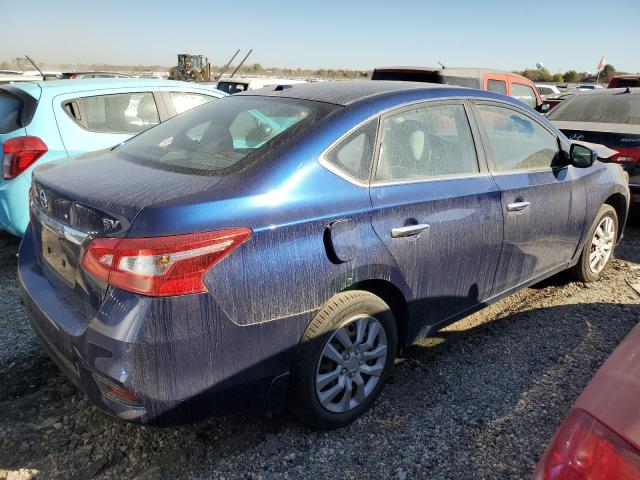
[0,72,635,480]
[7,77,627,432]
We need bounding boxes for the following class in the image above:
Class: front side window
[510,84,537,109]
[487,79,507,94]
[324,119,377,182]
[115,96,337,174]
[375,103,479,182]
[67,92,160,134]
[477,104,560,172]
[170,91,216,115]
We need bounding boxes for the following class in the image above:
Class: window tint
[478,104,560,172]
[510,84,537,108]
[116,96,337,174]
[324,119,377,182]
[487,79,507,94]
[375,104,479,182]
[76,92,159,134]
[546,92,640,125]
[170,91,216,115]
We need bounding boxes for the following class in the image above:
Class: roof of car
[9,78,221,94]
[374,66,531,81]
[236,80,458,106]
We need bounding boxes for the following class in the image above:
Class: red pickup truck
[372,66,545,112]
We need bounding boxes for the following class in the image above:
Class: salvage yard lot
[1,221,639,480]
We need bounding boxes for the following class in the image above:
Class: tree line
[518,64,633,84]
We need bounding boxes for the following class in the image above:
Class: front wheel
[288,290,397,429]
[572,204,618,282]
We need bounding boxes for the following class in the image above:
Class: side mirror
[539,103,550,114]
[570,144,597,168]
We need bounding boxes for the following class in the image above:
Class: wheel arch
[345,279,410,351]
[604,192,628,240]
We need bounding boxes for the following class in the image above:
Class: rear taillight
[81,228,251,297]
[2,136,48,180]
[611,146,640,165]
[533,409,640,480]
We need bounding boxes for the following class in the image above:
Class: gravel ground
[1,222,639,480]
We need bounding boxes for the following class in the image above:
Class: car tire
[572,204,618,283]
[288,290,398,430]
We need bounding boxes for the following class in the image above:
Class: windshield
[547,92,640,125]
[115,95,337,174]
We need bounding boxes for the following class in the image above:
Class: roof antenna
[625,85,631,93]
[25,54,45,81]
[437,61,446,69]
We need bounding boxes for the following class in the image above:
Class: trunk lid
[31,149,224,317]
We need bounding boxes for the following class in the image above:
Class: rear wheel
[289,290,397,429]
[572,204,618,282]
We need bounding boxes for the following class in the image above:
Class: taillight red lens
[81,228,251,297]
[533,409,640,480]
[2,136,48,180]
[611,146,640,164]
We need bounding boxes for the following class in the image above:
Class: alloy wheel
[589,216,615,274]
[315,315,388,413]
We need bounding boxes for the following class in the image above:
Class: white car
[535,84,561,99]
[217,77,306,94]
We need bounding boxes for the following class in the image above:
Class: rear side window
[324,119,377,182]
[64,92,160,134]
[510,83,537,109]
[487,80,507,94]
[477,104,560,171]
[0,91,23,133]
[376,103,479,182]
[170,91,216,115]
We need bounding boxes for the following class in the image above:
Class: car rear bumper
[0,174,31,236]
[18,227,305,424]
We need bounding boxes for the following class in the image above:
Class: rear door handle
[391,224,430,238]
[507,201,531,212]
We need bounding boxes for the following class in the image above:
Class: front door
[472,101,586,295]
[369,101,504,335]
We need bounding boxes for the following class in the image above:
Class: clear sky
[1,0,638,73]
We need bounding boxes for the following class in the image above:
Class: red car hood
[574,319,640,451]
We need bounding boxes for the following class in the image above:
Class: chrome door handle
[507,201,531,212]
[391,224,430,238]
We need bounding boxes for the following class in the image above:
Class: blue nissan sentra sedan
[19,81,629,428]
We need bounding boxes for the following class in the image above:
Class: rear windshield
[547,92,640,125]
[116,95,338,174]
[0,91,24,133]
[217,81,250,94]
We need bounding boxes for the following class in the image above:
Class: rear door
[369,100,503,331]
[471,100,586,295]
[53,90,165,156]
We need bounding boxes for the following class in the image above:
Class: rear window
[0,91,23,133]
[217,81,249,94]
[614,78,640,88]
[547,92,640,125]
[115,96,338,174]
[371,70,441,83]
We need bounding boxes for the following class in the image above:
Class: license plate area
[41,224,77,286]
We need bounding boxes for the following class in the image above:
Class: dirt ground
[1,221,639,480]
